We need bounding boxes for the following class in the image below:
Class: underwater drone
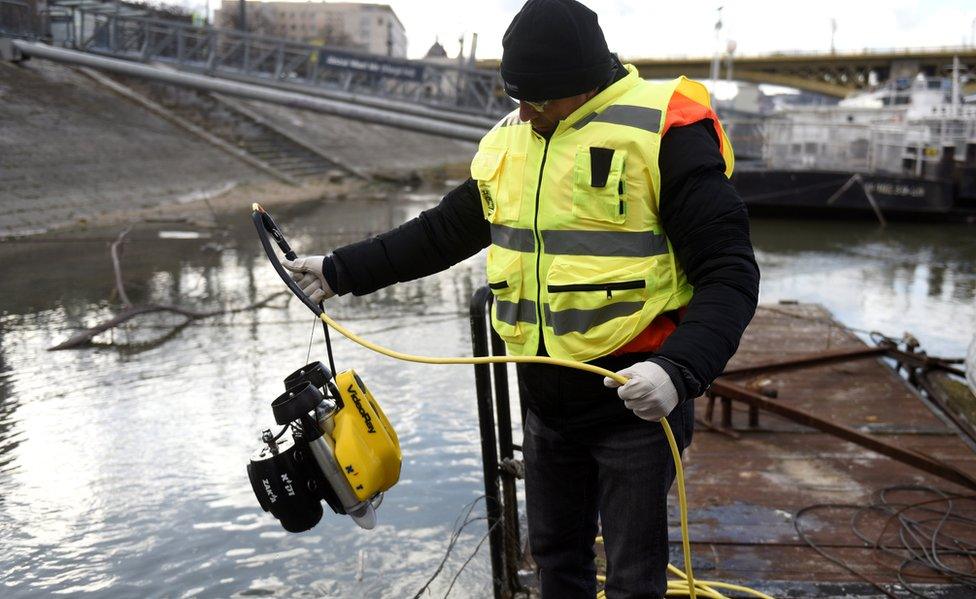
[246,205,402,532]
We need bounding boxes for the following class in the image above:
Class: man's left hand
[282,256,335,303]
[603,361,679,421]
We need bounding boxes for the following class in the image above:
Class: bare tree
[317,20,361,51]
[125,1,193,22]
[219,6,276,37]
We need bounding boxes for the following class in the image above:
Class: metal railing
[470,286,525,599]
[61,6,508,118]
[12,40,488,141]
[762,117,976,176]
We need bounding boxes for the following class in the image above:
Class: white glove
[603,361,679,422]
[282,255,335,303]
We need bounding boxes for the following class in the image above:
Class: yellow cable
[317,310,772,598]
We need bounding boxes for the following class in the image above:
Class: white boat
[731,64,976,221]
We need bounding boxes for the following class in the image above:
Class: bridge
[634,48,976,98]
[482,47,976,98]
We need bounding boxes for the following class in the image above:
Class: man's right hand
[282,255,335,303]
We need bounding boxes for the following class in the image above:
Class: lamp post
[726,39,736,85]
[710,5,723,104]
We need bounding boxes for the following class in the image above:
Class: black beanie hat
[501,0,612,102]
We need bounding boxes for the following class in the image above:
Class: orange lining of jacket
[612,90,719,356]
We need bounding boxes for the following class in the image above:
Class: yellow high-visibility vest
[471,64,734,362]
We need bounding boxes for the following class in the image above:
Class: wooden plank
[668,303,976,591]
[534,304,976,596]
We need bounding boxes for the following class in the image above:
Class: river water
[0,192,973,598]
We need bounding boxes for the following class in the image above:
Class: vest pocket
[487,248,530,343]
[547,280,645,298]
[545,256,649,353]
[572,146,627,225]
[471,147,525,223]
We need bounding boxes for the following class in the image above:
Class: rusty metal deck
[678,303,976,597]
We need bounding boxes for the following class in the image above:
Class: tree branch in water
[49,228,289,351]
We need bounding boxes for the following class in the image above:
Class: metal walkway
[9,40,490,142]
[46,0,506,123]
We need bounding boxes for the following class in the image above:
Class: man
[284,1,759,596]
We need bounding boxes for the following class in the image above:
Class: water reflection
[0,335,19,478]
[0,194,972,597]
[0,193,496,598]
[751,218,975,355]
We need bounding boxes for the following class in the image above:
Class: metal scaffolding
[46,0,508,121]
[11,40,489,142]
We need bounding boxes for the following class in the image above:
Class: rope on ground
[756,304,877,336]
[796,485,976,598]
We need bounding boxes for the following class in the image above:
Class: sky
[194,1,976,60]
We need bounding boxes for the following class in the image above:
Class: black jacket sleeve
[326,178,490,295]
[647,121,760,400]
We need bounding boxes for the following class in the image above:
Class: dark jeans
[522,399,690,598]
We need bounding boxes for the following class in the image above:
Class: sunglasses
[510,97,551,112]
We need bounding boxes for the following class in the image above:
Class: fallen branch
[49,228,290,351]
[49,294,288,350]
[112,226,134,307]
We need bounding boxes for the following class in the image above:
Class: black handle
[258,208,297,260]
[252,204,322,316]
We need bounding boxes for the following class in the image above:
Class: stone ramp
[0,58,257,237]
[234,96,478,177]
[105,74,357,182]
[0,56,480,238]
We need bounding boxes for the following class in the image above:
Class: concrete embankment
[0,57,478,238]
[226,96,480,177]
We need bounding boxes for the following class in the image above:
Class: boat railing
[760,118,974,176]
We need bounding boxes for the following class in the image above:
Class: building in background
[214,1,406,57]
[423,38,447,61]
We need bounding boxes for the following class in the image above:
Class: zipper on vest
[533,136,551,345]
[547,280,645,299]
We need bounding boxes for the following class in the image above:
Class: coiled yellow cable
[317,310,774,599]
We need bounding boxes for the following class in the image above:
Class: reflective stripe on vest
[491,225,669,257]
[496,298,538,326]
[544,302,646,336]
[572,105,662,134]
[542,230,668,257]
[489,224,535,252]
[472,66,733,362]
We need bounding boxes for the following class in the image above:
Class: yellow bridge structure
[482,47,976,98]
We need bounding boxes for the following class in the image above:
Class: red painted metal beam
[710,380,976,492]
[720,346,887,379]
